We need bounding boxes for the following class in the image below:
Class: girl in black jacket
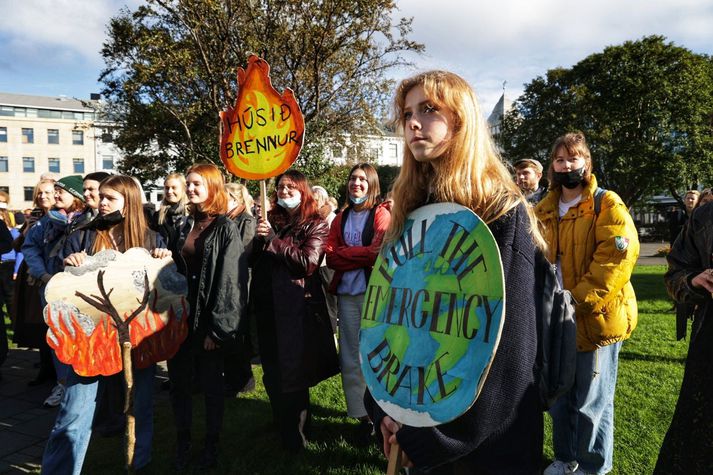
[168,163,245,470]
[367,70,546,474]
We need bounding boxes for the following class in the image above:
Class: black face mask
[552,167,585,189]
[90,210,125,230]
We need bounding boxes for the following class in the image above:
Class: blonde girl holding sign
[365,71,545,474]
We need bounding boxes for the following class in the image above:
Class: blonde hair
[158,173,187,225]
[34,178,56,210]
[387,70,546,250]
[225,182,253,217]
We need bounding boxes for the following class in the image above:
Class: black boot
[197,436,219,469]
[173,438,192,471]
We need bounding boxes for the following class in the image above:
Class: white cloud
[394,0,713,112]
[0,0,140,65]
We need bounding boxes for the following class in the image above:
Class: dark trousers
[167,335,225,446]
[0,262,14,365]
[223,338,254,393]
[257,303,311,450]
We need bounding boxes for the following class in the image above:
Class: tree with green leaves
[100,0,423,182]
[499,36,713,206]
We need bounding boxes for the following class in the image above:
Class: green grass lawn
[81,265,687,474]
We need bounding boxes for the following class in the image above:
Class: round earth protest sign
[359,203,505,427]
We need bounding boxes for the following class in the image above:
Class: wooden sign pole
[387,443,402,475]
[259,180,268,221]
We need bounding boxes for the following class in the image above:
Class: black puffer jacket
[171,214,246,343]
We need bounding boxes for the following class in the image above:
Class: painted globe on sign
[359,203,505,427]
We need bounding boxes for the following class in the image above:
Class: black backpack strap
[340,207,350,239]
[361,206,378,246]
[593,187,606,216]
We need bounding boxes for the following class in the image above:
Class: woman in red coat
[325,163,390,444]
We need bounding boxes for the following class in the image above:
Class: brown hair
[92,175,149,253]
[186,163,228,216]
[546,132,593,190]
[346,163,381,210]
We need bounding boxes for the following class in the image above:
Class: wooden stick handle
[387,442,402,475]
[122,341,136,471]
[259,180,268,221]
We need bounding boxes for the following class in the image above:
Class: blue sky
[0,0,711,114]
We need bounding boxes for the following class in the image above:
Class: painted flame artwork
[220,55,305,180]
[44,248,189,377]
[46,301,188,376]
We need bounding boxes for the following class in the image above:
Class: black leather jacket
[170,214,246,343]
[665,202,713,307]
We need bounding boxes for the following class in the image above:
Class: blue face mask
[277,192,302,210]
[350,195,367,205]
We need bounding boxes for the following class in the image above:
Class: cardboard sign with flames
[44,248,189,377]
[220,55,305,180]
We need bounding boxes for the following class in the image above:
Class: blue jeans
[550,342,622,475]
[41,365,156,475]
[338,293,367,418]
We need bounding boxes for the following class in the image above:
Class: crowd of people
[0,69,706,475]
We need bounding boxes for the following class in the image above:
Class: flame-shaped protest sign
[220,55,305,180]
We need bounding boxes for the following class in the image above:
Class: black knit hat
[55,175,85,202]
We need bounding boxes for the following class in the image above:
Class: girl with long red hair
[167,163,245,470]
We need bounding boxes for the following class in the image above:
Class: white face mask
[350,195,367,205]
[277,191,302,210]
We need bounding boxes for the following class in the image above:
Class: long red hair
[186,163,228,216]
[269,169,319,227]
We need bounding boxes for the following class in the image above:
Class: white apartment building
[328,131,403,166]
[0,92,122,209]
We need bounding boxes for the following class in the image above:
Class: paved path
[0,350,169,474]
[0,348,58,474]
[0,242,669,473]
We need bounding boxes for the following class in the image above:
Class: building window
[0,127,6,143]
[73,158,84,174]
[102,156,114,170]
[0,157,7,173]
[72,130,84,145]
[48,158,60,173]
[22,128,34,144]
[389,143,398,159]
[101,129,113,143]
[48,129,60,144]
[24,187,34,202]
[23,157,35,173]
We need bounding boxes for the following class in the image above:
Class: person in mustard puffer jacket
[536,132,639,475]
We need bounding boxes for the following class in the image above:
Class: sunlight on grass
[81,265,686,474]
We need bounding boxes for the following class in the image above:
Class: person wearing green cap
[21,175,93,408]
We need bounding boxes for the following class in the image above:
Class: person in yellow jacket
[535,132,639,475]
